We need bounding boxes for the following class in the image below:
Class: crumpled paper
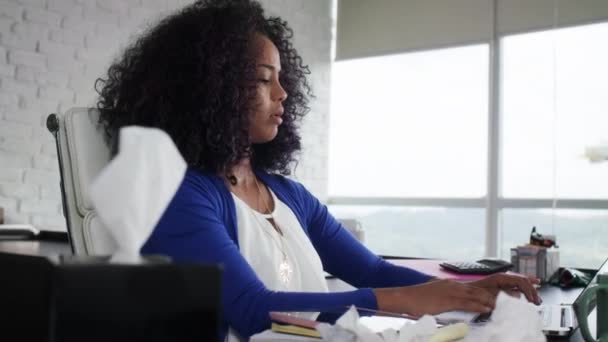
[463,292,545,342]
[315,291,545,342]
[89,126,187,262]
[316,306,439,342]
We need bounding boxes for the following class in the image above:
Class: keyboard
[440,259,514,275]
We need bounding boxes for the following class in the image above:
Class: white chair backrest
[52,107,118,255]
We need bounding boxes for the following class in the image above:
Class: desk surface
[0,240,592,342]
[252,282,588,342]
[0,239,71,257]
[254,276,590,342]
[0,240,72,256]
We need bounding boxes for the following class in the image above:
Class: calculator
[439,259,514,275]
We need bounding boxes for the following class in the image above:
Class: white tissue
[89,126,187,262]
[396,316,438,342]
[315,291,545,342]
[463,292,546,342]
[315,306,437,342]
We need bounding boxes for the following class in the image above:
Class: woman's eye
[257,79,270,84]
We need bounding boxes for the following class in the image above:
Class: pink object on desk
[388,259,485,281]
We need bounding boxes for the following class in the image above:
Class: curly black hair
[95,0,311,176]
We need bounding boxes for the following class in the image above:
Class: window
[501,23,608,199]
[330,205,485,260]
[497,23,608,267]
[329,23,608,268]
[329,45,489,198]
[329,45,488,261]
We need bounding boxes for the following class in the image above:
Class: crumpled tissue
[463,292,545,342]
[89,126,187,262]
[316,306,461,342]
[315,291,545,342]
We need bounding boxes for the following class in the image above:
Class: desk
[1,241,594,342]
[252,277,591,342]
[0,239,71,258]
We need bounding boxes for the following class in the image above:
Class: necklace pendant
[279,258,293,284]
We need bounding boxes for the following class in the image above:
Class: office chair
[47,108,118,255]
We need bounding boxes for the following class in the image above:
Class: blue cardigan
[141,169,432,339]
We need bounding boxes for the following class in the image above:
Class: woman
[96,0,540,340]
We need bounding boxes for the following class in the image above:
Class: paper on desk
[315,291,544,342]
[89,126,186,262]
[463,292,545,342]
[315,306,448,342]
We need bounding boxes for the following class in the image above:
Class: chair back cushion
[58,108,117,255]
[64,108,111,214]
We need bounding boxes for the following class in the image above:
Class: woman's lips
[271,114,283,125]
[271,108,284,125]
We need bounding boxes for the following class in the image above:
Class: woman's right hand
[373,279,496,317]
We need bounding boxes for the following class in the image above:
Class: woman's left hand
[468,273,542,305]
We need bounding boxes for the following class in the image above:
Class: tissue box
[0,252,222,342]
[510,245,559,282]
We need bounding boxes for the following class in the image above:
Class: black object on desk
[439,259,514,275]
[0,224,69,242]
[0,252,222,342]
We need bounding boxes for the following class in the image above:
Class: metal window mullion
[326,197,486,208]
[328,197,608,210]
[485,0,501,258]
[498,198,608,209]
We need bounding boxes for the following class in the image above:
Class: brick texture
[0,0,332,230]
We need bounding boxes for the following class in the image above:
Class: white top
[226,188,329,342]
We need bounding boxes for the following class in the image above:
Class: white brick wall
[0,0,332,231]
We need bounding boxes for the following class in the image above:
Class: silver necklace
[253,177,293,285]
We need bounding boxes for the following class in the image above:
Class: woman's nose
[274,82,288,102]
